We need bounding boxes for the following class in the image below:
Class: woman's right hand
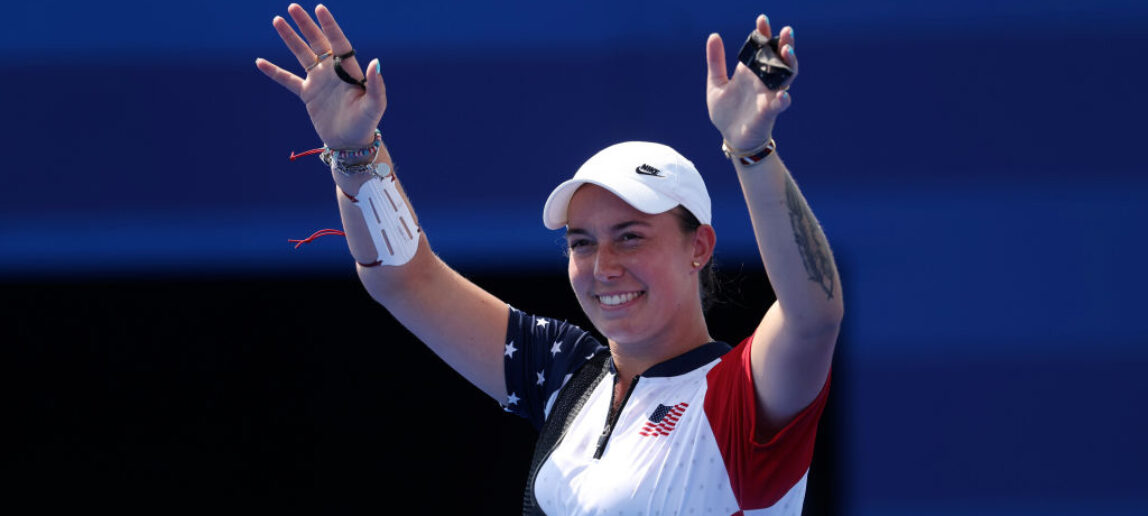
[255,3,386,149]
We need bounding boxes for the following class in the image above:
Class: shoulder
[704,332,830,446]
[502,305,607,428]
[701,334,831,510]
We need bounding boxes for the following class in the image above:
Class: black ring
[333,49,367,90]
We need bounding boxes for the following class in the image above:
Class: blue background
[3,1,1147,514]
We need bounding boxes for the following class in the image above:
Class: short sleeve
[501,305,606,430]
[703,334,831,510]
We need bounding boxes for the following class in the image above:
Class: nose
[593,244,624,282]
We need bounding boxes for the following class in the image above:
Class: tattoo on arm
[784,174,838,299]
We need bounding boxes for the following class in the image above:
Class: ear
[690,224,717,268]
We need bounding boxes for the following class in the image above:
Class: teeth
[598,292,641,306]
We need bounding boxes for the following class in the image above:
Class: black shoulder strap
[522,350,611,515]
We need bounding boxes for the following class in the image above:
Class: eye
[618,232,643,244]
[566,238,595,255]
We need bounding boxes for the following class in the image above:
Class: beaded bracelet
[321,129,382,164]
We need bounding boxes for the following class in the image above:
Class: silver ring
[306,50,332,72]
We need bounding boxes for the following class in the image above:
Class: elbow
[789,276,845,337]
[787,303,844,342]
[358,265,402,305]
[821,301,845,335]
[356,250,436,306]
[359,235,441,302]
[800,316,842,343]
[814,287,845,334]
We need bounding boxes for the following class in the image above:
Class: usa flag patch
[639,402,689,437]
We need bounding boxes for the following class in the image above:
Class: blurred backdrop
[3,0,1147,514]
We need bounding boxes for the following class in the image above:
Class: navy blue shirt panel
[502,305,607,430]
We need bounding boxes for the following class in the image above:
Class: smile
[595,291,645,307]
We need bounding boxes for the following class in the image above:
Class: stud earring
[692,261,701,268]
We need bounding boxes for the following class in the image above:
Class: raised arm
[255,4,508,401]
[706,15,843,433]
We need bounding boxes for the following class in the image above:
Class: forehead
[567,184,646,220]
[566,184,675,231]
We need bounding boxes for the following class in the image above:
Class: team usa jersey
[502,306,830,515]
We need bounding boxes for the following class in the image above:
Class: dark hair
[672,207,719,312]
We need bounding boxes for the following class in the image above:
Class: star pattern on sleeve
[502,306,603,428]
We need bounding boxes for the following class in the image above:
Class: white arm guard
[352,173,420,266]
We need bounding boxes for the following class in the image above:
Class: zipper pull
[594,425,613,459]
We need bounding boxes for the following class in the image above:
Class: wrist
[324,130,377,152]
[331,167,373,195]
[321,129,384,169]
[719,123,774,152]
[722,137,777,166]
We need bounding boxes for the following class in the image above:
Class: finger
[778,90,792,112]
[779,26,795,52]
[315,5,353,55]
[706,33,728,89]
[288,3,332,55]
[273,15,318,68]
[782,43,799,77]
[756,14,772,40]
[364,59,387,113]
[315,4,363,82]
[760,88,792,115]
[255,58,304,96]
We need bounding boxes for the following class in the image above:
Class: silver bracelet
[323,157,393,180]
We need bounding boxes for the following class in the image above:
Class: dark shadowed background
[3,1,1146,514]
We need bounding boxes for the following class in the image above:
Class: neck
[608,311,712,380]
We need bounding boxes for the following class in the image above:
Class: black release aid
[736,31,792,90]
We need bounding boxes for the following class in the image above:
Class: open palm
[706,15,798,152]
[255,3,386,150]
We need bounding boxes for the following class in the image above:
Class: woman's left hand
[706,15,797,152]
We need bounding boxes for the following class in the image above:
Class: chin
[582,298,642,338]
[591,315,655,347]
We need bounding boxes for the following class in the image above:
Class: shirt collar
[608,341,733,378]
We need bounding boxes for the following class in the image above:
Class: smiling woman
[566,184,713,362]
[257,3,840,514]
[551,142,718,378]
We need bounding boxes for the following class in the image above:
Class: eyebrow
[565,220,651,237]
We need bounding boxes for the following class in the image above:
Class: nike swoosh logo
[635,164,662,177]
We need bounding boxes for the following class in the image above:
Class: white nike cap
[543,141,712,230]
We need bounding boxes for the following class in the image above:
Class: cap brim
[542,177,679,230]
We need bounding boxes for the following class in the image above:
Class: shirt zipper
[593,375,639,459]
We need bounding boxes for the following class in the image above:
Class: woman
[257,4,842,514]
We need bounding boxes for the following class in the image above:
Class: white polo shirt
[503,307,830,515]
